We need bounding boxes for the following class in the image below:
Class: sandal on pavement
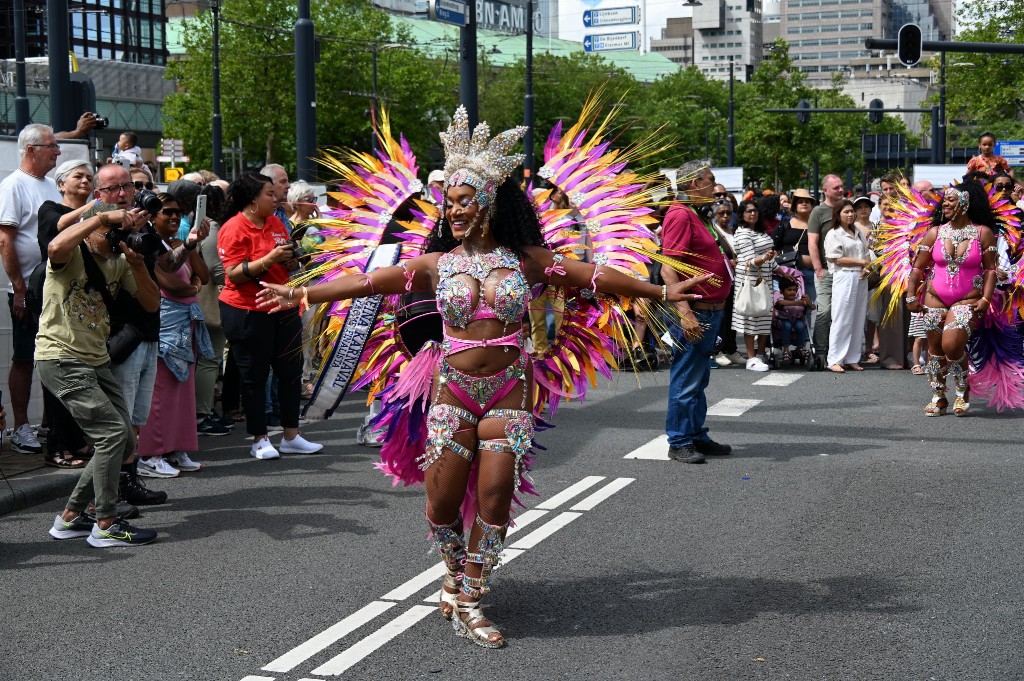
[453,598,505,648]
[910,365,925,375]
[883,363,904,370]
[845,364,865,371]
[438,572,461,621]
[925,393,948,417]
[865,353,880,364]
[829,364,846,373]
[230,410,247,423]
[45,452,85,469]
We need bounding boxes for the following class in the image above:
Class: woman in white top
[824,199,872,372]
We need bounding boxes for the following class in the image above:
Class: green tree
[926,0,1024,148]
[164,0,459,176]
[639,67,729,169]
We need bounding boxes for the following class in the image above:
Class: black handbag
[76,242,144,365]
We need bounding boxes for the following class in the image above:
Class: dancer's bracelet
[661,284,667,301]
[905,295,917,303]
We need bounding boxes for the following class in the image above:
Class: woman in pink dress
[137,194,212,474]
[906,181,998,416]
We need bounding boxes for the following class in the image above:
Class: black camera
[134,189,162,216]
[105,227,164,258]
[94,115,109,130]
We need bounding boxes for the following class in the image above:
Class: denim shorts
[7,292,38,363]
[110,340,158,426]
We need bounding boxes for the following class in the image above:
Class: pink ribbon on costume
[588,267,603,291]
[361,275,375,295]
[402,266,415,292]
[544,263,567,281]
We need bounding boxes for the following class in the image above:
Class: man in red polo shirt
[661,161,735,464]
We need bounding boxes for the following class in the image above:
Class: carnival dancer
[905,182,998,416]
[257,106,710,649]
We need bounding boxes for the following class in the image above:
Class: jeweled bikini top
[436,246,530,328]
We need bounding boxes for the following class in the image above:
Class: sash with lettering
[302,244,402,420]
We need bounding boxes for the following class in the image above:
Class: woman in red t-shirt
[218,172,322,460]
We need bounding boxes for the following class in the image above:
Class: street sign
[996,140,1024,163]
[156,155,191,163]
[164,167,184,182]
[428,0,469,27]
[582,6,638,28]
[582,31,639,53]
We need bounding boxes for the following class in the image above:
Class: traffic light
[797,99,811,125]
[897,23,923,66]
[868,99,884,124]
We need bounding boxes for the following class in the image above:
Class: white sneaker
[166,451,202,472]
[279,434,324,454]
[745,357,770,372]
[726,352,746,365]
[714,353,732,367]
[10,423,42,454]
[250,438,280,460]
[137,456,181,478]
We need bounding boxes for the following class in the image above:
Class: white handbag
[734,262,773,317]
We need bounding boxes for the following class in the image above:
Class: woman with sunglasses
[135,194,212,476]
[732,199,778,371]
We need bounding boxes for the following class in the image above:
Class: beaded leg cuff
[462,515,508,598]
[427,513,467,576]
[924,353,948,392]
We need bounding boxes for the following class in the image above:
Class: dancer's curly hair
[427,178,545,255]
[954,180,998,231]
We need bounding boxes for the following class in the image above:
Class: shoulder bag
[734,260,773,317]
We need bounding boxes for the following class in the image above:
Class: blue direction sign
[582,6,639,28]
[995,140,1024,164]
[582,31,639,53]
[428,0,469,27]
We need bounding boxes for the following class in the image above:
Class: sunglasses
[134,181,154,191]
[744,208,759,214]
[713,192,728,198]
[159,208,181,217]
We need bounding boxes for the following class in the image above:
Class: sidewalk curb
[0,469,78,517]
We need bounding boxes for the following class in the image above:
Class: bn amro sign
[478,0,535,34]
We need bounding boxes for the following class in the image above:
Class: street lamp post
[938,50,946,164]
[211,0,224,178]
[460,0,479,127]
[371,44,380,155]
[47,0,72,134]
[727,58,735,166]
[13,0,30,133]
[294,0,317,182]
[524,0,535,179]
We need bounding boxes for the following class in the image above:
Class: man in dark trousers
[661,161,735,464]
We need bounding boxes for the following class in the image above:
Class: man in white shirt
[0,124,62,454]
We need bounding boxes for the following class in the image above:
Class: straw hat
[789,188,818,205]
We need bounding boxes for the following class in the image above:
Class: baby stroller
[766,265,818,369]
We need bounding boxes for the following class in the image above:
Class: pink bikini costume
[921,224,993,332]
[419,246,535,488]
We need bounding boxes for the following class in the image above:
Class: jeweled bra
[435,246,530,328]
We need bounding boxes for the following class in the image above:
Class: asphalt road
[2,361,1023,681]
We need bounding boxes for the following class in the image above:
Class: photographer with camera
[40,195,161,546]
[218,172,321,460]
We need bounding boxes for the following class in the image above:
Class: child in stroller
[771,265,814,366]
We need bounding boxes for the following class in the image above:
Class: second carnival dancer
[257,107,710,648]
[905,182,997,416]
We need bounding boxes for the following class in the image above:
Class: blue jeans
[666,308,723,448]
[779,318,809,347]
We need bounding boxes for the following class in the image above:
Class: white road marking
[624,435,670,460]
[753,373,803,387]
[253,475,634,678]
[535,475,605,509]
[260,601,396,673]
[309,605,437,676]
[706,398,762,416]
[571,478,635,511]
[509,511,583,550]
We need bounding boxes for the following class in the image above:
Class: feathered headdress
[440,105,527,210]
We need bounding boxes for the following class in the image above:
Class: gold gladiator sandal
[453,515,506,648]
[427,514,466,620]
[948,354,970,416]
[923,353,948,417]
